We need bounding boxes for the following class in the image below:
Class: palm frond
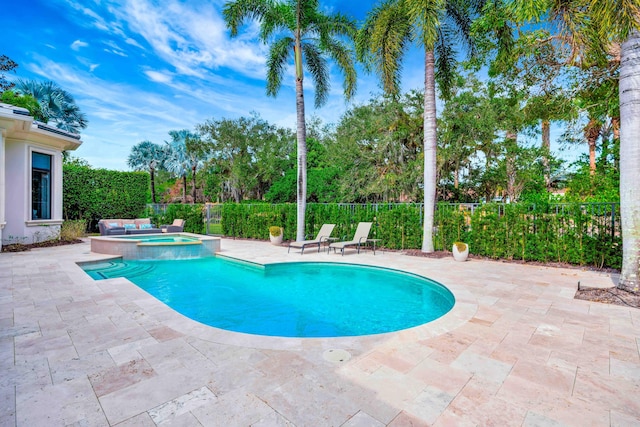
[266,37,293,97]
[435,25,458,100]
[321,38,357,100]
[302,43,330,107]
[223,0,274,38]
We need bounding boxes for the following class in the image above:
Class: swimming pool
[81,257,455,338]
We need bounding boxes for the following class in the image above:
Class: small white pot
[452,243,469,262]
[269,228,283,245]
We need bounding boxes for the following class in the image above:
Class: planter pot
[269,234,283,245]
[452,243,469,262]
[269,227,283,245]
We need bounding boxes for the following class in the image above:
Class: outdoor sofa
[98,218,162,236]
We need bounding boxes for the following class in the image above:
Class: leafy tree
[0,55,18,91]
[506,0,640,291]
[127,140,165,204]
[329,92,423,202]
[223,0,357,241]
[198,114,294,202]
[14,79,88,133]
[357,0,482,252]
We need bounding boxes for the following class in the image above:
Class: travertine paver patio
[1,238,638,426]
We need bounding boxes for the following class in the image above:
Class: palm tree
[357,0,480,252]
[184,133,211,203]
[15,79,88,134]
[224,0,357,241]
[612,27,640,291]
[127,140,165,204]
[165,130,192,203]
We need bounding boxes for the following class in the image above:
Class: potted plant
[269,226,283,245]
[452,241,469,262]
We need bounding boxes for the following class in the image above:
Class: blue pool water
[82,257,455,338]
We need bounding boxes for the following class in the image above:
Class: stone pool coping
[2,237,638,426]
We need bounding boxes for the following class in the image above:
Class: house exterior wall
[4,139,64,245]
[0,103,82,250]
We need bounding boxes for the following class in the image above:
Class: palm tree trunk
[585,118,600,176]
[150,167,157,204]
[541,120,551,189]
[182,175,187,202]
[192,166,197,204]
[295,77,307,242]
[294,26,307,242]
[505,131,518,202]
[618,29,640,292]
[422,50,437,253]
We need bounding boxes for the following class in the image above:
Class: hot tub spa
[90,233,220,260]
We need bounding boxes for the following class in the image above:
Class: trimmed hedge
[221,202,622,269]
[147,204,206,234]
[63,164,149,232]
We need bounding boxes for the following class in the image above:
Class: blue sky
[3,0,580,171]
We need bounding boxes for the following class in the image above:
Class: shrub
[60,220,86,241]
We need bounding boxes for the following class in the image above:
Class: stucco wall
[0,104,81,249]
[3,140,64,245]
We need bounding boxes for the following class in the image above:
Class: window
[32,152,52,220]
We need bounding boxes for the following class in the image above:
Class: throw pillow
[123,223,136,229]
[139,223,152,230]
[108,222,119,228]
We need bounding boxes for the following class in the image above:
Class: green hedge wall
[147,204,206,234]
[220,202,621,269]
[63,164,149,232]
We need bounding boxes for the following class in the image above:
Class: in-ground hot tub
[90,233,220,260]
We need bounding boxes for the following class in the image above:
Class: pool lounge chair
[329,222,373,256]
[161,219,185,233]
[288,223,336,254]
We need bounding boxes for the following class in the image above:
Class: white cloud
[144,69,173,84]
[71,40,89,50]
[89,64,100,72]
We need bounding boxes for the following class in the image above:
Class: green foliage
[197,113,295,202]
[63,163,149,231]
[147,204,206,234]
[269,226,283,237]
[220,201,621,269]
[265,167,341,203]
[1,90,45,121]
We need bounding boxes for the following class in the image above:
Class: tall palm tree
[610,26,640,291]
[15,79,88,134]
[224,0,357,241]
[165,130,192,203]
[184,133,211,203]
[127,140,165,204]
[357,0,480,252]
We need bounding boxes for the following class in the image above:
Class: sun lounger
[161,218,185,233]
[288,224,336,254]
[329,222,373,256]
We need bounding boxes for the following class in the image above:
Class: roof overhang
[0,103,83,151]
